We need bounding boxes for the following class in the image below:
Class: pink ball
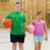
[28,24,35,33]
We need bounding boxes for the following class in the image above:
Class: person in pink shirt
[32,11,48,50]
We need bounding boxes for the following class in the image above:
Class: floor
[0,28,50,50]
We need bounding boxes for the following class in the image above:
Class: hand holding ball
[3,19,12,28]
[27,24,35,34]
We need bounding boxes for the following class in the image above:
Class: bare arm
[44,23,48,40]
[2,17,5,24]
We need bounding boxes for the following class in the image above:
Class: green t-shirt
[5,11,27,35]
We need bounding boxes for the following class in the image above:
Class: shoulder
[41,20,46,23]
[31,20,37,24]
[32,20,37,22]
[11,11,16,13]
[41,20,46,25]
[8,11,14,14]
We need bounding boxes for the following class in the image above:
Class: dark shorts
[10,34,25,43]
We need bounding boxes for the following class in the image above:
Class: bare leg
[19,42,23,50]
[39,42,42,50]
[34,42,42,50]
[12,43,17,50]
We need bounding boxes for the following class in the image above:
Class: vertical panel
[38,0,43,11]
[42,0,46,20]
[28,0,34,23]
[47,0,50,28]
[24,0,29,25]
[22,0,25,12]
[33,0,38,19]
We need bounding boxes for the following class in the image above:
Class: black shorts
[10,34,25,43]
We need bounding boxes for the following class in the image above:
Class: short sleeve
[23,14,27,23]
[5,12,12,19]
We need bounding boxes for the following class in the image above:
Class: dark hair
[15,2,20,4]
[36,11,42,16]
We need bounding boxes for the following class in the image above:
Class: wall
[0,0,50,27]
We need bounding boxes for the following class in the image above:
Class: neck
[37,18,42,21]
[16,10,20,12]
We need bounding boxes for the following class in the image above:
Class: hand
[3,25,7,28]
[24,34,26,39]
[3,25,5,28]
[24,34,26,37]
[45,36,48,41]
[27,27,29,32]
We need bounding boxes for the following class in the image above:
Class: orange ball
[3,19,12,28]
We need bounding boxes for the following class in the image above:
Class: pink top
[32,20,46,36]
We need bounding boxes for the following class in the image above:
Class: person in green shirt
[2,2,27,50]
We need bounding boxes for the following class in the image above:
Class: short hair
[36,11,42,15]
[15,2,20,5]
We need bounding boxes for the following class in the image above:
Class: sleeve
[5,12,12,19]
[23,14,27,23]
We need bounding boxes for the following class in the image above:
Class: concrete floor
[0,28,50,50]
